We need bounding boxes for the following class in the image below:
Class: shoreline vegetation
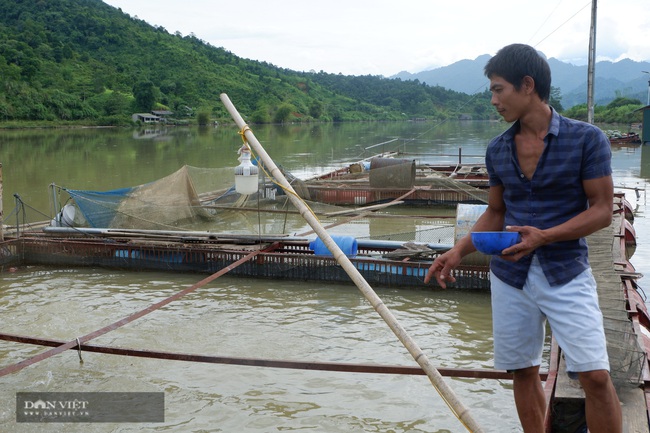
[0,0,644,129]
[0,112,643,132]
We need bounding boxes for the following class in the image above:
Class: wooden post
[587,0,597,124]
[220,93,484,433]
[0,163,3,242]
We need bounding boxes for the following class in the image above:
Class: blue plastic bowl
[471,231,521,255]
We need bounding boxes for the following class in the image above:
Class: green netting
[54,163,464,246]
[66,165,229,230]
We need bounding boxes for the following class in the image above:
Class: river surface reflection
[0,122,648,432]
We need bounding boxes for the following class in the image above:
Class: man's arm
[502,175,613,260]
[550,175,614,239]
[424,185,506,287]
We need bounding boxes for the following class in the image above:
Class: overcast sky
[103,0,650,77]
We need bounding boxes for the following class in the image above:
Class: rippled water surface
[0,268,521,432]
[1,123,648,432]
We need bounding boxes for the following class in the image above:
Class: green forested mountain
[0,0,493,125]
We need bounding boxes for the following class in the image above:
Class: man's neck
[518,103,552,140]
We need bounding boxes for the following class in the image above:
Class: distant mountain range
[393,55,650,108]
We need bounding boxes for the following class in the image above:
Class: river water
[0,121,648,432]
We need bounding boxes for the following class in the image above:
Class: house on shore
[132,113,162,123]
[132,111,174,124]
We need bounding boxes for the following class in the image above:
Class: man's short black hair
[484,43,552,102]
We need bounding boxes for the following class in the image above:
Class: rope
[238,125,252,143]
[297,188,418,237]
[239,125,322,224]
[0,244,277,378]
[0,332,536,380]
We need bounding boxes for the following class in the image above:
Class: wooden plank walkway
[552,209,649,432]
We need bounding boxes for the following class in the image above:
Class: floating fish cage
[305,185,487,206]
[0,235,491,290]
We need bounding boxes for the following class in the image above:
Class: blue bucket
[309,236,358,257]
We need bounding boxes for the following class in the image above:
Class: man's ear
[522,76,536,94]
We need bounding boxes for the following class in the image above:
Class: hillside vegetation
[0,0,642,126]
[0,0,495,125]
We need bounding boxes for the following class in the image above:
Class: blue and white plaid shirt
[485,109,612,289]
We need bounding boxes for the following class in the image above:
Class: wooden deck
[550,201,649,432]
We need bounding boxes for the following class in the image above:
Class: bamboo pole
[301,187,419,236]
[0,163,3,242]
[322,200,404,216]
[220,93,484,433]
[206,202,453,219]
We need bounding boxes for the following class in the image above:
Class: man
[424,44,621,433]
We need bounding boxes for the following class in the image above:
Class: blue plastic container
[309,236,358,257]
[471,231,520,255]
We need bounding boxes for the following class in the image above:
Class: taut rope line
[0,245,277,377]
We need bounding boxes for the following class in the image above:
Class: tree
[0,0,512,122]
[105,91,130,115]
[549,86,564,112]
[273,103,294,124]
[197,111,210,125]
[133,81,158,112]
[250,105,270,124]
[606,97,642,109]
[309,100,323,119]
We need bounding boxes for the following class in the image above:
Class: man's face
[488,75,527,122]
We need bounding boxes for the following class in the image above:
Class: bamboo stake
[220,93,484,433]
[0,163,3,242]
[322,200,405,216]
[205,203,453,219]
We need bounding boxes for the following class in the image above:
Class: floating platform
[300,156,489,206]
[0,231,490,290]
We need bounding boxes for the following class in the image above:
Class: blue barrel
[309,236,358,257]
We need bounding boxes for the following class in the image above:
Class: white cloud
[104,0,650,75]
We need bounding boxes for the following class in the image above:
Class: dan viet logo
[17,392,164,423]
[22,397,90,419]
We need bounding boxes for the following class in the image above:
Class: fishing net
[61,165,327,233]
[589,214,646,387]
[58,164,458,241]
[426,176,489,204]
[66,165,230,230]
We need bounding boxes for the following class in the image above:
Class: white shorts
[490,256,610,373]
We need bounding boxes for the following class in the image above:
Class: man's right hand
[424,249,461,289]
